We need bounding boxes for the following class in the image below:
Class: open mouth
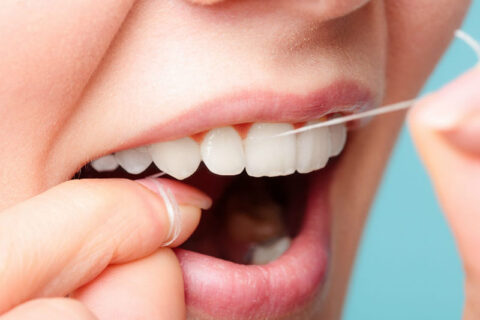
[72,83,373,319]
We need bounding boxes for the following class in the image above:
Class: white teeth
[296,121,331,174]
[329,124,347,157]
[244,123,296,177]
[91,155,119,172]
[114,147,152,174]
[92,121,348,177]
[250,236,291,265]
[149,137,201,180]
[201,127,245,175]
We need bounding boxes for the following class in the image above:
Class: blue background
[343,3,480,319]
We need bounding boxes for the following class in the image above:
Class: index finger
[409,67,480,317]
[0,178,210,314]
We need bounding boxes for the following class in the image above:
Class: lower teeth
[249,236,292,265]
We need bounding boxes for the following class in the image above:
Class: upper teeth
[114,146,152,175]
[91,154,119,172]
[149,137,202,180]
[296,120,332,174]
[245,123,296,177]
[328,123,347,157]
[201,127,245,176]
[91,122,347,179]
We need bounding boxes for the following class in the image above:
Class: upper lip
[116,79,373,152]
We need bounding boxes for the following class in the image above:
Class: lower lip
[174,170,331,318]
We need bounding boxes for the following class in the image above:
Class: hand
[409,66,480,320]
[0,178,211,319]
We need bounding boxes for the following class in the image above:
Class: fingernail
[136,178,211,210]
[136,178,211,246]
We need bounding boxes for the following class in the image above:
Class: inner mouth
[75,162,311,266]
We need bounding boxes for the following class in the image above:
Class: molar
[149,137,201,180]
[244,123,296,177]
[201,127,245,175]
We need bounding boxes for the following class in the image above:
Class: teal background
[343,3,480,319]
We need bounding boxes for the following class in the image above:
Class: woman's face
[0,0,470,318]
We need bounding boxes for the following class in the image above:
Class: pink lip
[175,171,331,318]
[124,80,372,149]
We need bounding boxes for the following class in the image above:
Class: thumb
[409,66,480,319]
[72,249,185,320]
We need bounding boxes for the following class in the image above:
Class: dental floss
[147,178,182,246]
[147,172,166,179]
[272,29,480,138]
[455,29,480,59]
[274,99,418,137]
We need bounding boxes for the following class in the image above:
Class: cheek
[0,1,134,203]
[384,0,471,101]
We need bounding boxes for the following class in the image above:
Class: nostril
[330,0,372,17]
[184,0,225,5]
[183,0,372,19]
[293,0,372,21]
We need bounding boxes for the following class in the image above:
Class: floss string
[148,178,182,246]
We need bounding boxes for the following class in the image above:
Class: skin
[410,66,480,320]
[0,0,475,319]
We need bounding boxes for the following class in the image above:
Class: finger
[409,66,480,319]
[1,298,96,320]
[72,248,185,320]
[0,178,210,314]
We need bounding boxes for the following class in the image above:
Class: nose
[314,0,372,19]
[185,0,225,5]
[184,0,372,20]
